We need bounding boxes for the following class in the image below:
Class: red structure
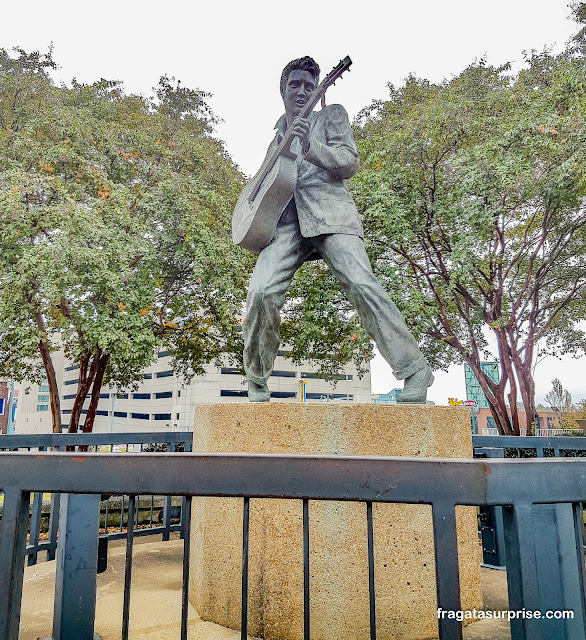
[0,381,9,434]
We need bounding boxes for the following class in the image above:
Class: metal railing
[473,434,586,572]
[2,451,586,640]
[0,431,193,565]
[473,434,586,457]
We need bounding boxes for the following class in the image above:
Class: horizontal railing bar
[0,431,193,448]
[25,542,53,554]
[1,452,586,506]
[473,435,586,450]
[96,525,182,541]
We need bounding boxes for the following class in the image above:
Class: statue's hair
[280,57,320,97]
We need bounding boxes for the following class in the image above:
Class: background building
[11,349,372,434]
[11,350,64,435]
[372,388,401,404]
[464,362,563,434]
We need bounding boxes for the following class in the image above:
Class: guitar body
[232,153,297,254]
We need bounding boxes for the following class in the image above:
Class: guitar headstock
[322,56,352,90]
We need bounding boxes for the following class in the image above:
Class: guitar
[232,56,353,254]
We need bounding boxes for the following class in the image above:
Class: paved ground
[19,537,511,639]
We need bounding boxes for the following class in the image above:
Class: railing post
[532,503,586,639]
[475,448,506,569]
[52,493,101,640]
[432,502,462,640]
[502,503,542,639]
[27,491,44,566]
[0,488,31,640]
[46,493,61,561]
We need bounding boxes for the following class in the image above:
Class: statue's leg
[313,233,433,402]
[243,207,313,401]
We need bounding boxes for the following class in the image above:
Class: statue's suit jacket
[271,103,364,240]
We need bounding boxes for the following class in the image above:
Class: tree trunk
[34,311,61,433]
[68,351,100,433]
[463,356,513,435]
[82,353,109,434]
[496,334,521,436]
[515,364,537,435]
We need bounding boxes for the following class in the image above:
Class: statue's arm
[303,104,359,179]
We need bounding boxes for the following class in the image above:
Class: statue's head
[280,57,320,122]
[279,56,320,98]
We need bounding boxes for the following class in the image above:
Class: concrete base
[190,404,482,639]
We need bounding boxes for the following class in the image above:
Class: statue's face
[283,69,316,121]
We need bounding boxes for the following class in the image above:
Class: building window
[486,416,496,429]
[155,391,172,399]
[62,409,72,414]
[0,398,4,415]
[221,367,243,375]
[220,390,248,397]
[547,416,555,428]
[301,372,352,380]
[64,379,77,386]
[65,364,79,371]
[81,409,87,414]
[143,373,153,379]
[37,404,49,411]
[271,370,296,378]
[114,411,127,418]
[270,391,297,398]
[156,370,173,378]
[178,390,181,397]
[63,394,76,400]
[133,393,151,400]
[117,393,129,399]
[154,413,172,420]
[39,384,50,392]
[99,393,110,399]
[305,393,353,400]
[96,410,108,416]
[37,394,50,402]
[277,350,291,357]
[176,413,179,419]
[158,351,171,358]
[131,413,149,420]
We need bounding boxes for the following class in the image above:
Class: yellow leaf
[118,303,125,311]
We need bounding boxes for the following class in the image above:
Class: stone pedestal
[190,404,482,640]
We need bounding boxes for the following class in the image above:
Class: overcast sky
[1,0,583,405]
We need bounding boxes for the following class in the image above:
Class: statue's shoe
[397,366,434,404]
[248,380,270,402]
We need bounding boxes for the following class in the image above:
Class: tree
[545,378,574,428]
[350,49,586,435]
[0,47,250,433]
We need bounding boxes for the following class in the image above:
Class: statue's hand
[291,117,310,145]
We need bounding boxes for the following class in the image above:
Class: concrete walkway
[19,537,511,639]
